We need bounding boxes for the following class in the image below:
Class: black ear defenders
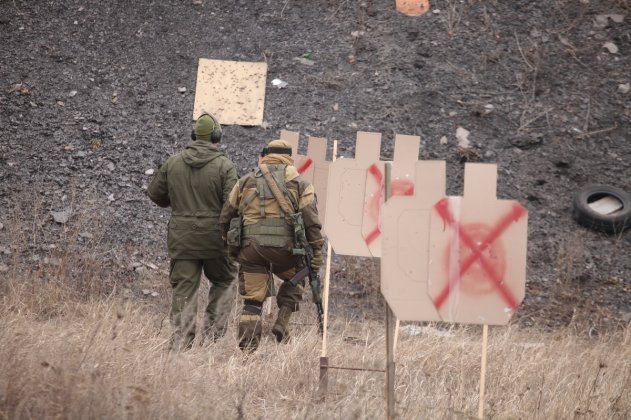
[208,113,222,143]
[191,112,223,143]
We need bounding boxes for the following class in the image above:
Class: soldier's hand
[310,251,323,273]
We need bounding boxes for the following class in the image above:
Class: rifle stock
[307,257,325,335]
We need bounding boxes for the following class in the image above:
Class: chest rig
[241,164,297,248]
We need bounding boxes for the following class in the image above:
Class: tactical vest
[241,164,295,248]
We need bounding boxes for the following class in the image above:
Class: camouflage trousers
[169,256,237,350]
[237,240,305,310]
[236,240,305,351]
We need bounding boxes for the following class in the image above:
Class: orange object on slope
[395,0,430,16]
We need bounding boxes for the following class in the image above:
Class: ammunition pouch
[289,212,312,257]
[243,218,293,248]
[227,217,242,248]
[254,163,312,255]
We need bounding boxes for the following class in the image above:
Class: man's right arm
[219,182,241,240]
[147,162,170,208]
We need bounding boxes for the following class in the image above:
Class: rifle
[289,245,324,335]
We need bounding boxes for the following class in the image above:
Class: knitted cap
[194,114,215,141]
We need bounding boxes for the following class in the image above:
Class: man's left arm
[219,182,241,241]
[298,183,324,271]
[221,160,238,204]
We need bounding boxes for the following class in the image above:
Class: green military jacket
[148,140,237,259]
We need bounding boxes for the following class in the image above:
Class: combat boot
[271,306,292,343]
[204,281,234,345]
[202,325,226,345]
[168,331,195,352]
[238,313,262,352]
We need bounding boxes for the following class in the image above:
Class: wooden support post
[318,140,337,401]
[478,324,489,419]
[384,162,396,420]
[393,318,400,356]
[386,304,396,419]
[318,356,329,400]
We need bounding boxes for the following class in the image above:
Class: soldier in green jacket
[220,139,324,352]
[148,113,238,351]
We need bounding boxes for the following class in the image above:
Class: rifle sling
[260,164,312,280]
[259,164,296,215]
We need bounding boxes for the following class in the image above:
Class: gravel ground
[1,0,629,330]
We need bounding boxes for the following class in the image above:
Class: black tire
[572,184,631,234]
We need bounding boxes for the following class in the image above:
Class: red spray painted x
[364,163,414,245]
[433,198,526,310]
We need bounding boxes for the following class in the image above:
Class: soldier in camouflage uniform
[220,139,324,352]
[148,114,238,351]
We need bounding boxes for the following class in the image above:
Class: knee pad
[243,299,263,315]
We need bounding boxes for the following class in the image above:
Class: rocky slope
[1,0,629,330]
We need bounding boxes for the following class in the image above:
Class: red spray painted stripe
[433,198,525,310]
[364,164,414,246]
[297,158,313,174]
[368,163,383,183]
[364,164,385,245]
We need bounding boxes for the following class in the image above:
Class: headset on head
[260,146,293,157]
[191,112,222,143]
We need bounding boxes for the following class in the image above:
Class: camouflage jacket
[219,154,323,252]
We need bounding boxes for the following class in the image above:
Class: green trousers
[169,256,236,350]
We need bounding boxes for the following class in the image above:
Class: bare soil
[1,0,630,331]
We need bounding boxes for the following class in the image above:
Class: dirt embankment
[1,1,629,330]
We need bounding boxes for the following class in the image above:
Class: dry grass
[0,276,629,420]
[1,193,629,419]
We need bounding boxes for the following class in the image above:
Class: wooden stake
[478,324,489,419]
[384,162,396,420]
[393,318,400,356]
[321,241,333,356]
[318,356,329,401]
[321,140,337,358]
[386,304,396,420]
[318,140,337,400]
